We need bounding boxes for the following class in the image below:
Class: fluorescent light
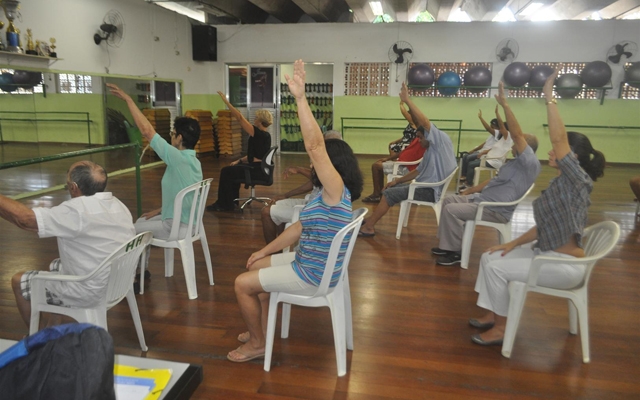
[155,2,205,23]
[530,8,558,21]
[449,8,471,22]
[493,8,516,22]
[369,1,384,16]
[519,2,543,17]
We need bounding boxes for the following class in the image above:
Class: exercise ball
[503,62,531,87]
[580,61,612,87]
[528,65,555,89]
[27,72,43,86]
[0,72,16,93]
[437,71,461,96]
[556,73,583,99]
[12,70,34,89]
[463,66,492,93]
[624,62,640,88]
[407,64,435,87]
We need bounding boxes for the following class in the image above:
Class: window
[408,62,493,98]
[344,63,390,96]
[620,63,639,100]
[58,73,92,94]
[0,68,44,94]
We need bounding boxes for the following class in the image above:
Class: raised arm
[399,82,431,131]
[478,109,494,135]
[0,194,37,232]
[106,84,156,142]
[543,70,571,160]
[286,60,344,205]
[399,101,416,127]
[217,91,256,137]
[494,81,526,154]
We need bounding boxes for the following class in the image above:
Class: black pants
[215,162,266,209]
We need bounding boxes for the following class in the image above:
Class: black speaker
[192,25,217,61]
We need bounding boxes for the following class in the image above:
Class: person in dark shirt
[207,91,272,212]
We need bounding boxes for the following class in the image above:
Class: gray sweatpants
[437,194,508,252]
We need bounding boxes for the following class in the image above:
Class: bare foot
[227,344,265,363]
[237,331,250,343]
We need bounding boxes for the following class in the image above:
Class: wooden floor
[0,150,639,399]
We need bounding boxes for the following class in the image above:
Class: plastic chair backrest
[575,220,620,289]
[168,179,213,241]
[311,207,368,299]
[102,232,153,309]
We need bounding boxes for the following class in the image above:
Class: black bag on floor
[0,323,115,400]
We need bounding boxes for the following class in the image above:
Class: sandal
[227,346,265,363]
[361,195,381,203]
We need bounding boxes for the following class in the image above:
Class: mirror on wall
[0,66,181,198]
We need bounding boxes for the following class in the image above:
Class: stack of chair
[185,110,215,155]
[142,108,171,157]
[216,110,242,156]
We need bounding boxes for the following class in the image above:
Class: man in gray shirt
[359,83,457,237]
[433,122,541,265]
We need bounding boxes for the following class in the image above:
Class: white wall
[13,0,219,94]
[10,1,640,98]
[216,20,640,98]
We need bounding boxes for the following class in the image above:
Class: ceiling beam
[436,0,462,21]
[546,0,621,19]
[247,0,305,23]
[292,0,352,22]
[195,0,271,24]
[462,0,510,21]
[598,0,640,18]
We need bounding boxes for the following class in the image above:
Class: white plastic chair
[395,167,458,240]
[501,220,620,363]
[459,184,535,269]
[472,154,506,186]
[264,207,368,377]
[29,231,154,351]
[385,158,423,184]
[282,203,306,254]
[142,178,214,300]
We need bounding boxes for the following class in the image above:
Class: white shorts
[382,161,408,176]
[258,252,317,295]
[270,198,308,225]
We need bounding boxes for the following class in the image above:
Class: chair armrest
[31,271,88,283]
[392,159,422,175]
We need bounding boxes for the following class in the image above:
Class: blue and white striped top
[292,186,353,287]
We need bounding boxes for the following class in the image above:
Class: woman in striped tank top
[227,60,363,363]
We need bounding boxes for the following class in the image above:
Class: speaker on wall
[192,25,217,61]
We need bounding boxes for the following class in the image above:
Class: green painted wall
[0,93,105,144]
[335,96,640,163]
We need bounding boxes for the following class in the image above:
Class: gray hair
[69,161,108,196]
[324,130,342,140]
[523,134,539,153]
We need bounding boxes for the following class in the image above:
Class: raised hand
[494,81,508,107]
[543,69,560,102]
[400,82,410,102]
[285,59,306,100]
[106,83,131,102]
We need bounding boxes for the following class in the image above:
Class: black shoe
[436,252,462,266]
[471,334,503,346]
[431,247,452,256]
[469,318,495,329]
[206,202,233,212]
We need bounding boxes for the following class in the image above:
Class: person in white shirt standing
[0,161,135,328]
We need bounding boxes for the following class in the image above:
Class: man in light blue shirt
[359,83,457,237]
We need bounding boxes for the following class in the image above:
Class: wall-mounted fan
[607,41,638,64]
[388,41,413,82]
[94,10,126,48]
[495,38,519,63]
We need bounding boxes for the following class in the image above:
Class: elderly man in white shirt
[0,161,135,328]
